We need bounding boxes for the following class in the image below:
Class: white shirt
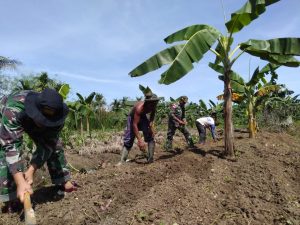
[196,117,215,127]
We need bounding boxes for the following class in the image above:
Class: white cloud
[56,71,123,84]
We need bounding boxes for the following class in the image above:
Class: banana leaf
[139,84,153,96]
[76,93,85,103]
[129,44,185,77]
[241,38,300,55]
[85,92,96,104]
[199,99,207,110]
[209,100,216,108]
[240,38,300,67]
[159,28,220,84]
[225,0,280,34]
[219,75,245,93]
[58,84,70,100]
[261,77,267,85]
[214,36,234,64]
[264,54,300,67]
[208,62,245,93]
[259,63,280,74]
[209,63,244,84]
[246,67,261,86]
[246,63,280,86]
[292,94,300,101]
[170,97,176,102]
[164,24,220,44]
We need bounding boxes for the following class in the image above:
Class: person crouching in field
[195,113,217,144]
[0,88,77,213]
[118,93,159,165]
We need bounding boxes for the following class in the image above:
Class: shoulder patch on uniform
[170,103,177,109]
[13,95,26,103]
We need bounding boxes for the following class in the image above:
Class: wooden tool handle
[24,192,37,225]
[24,192,32,210]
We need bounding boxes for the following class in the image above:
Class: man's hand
[13,172,33,203]
[64,181,79,192]
[180,120,187,125]
[17,181,33,203]
[137,139,146,151]
[24,164,37,185]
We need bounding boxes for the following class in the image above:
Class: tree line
[1,71,300,148]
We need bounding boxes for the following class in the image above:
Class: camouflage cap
[178,95,188,102]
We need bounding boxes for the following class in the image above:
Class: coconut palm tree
[0,56,20,70]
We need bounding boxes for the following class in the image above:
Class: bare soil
[1,130,299,225]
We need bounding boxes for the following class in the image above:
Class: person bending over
[119,93,159,164]
[0,88,77,212]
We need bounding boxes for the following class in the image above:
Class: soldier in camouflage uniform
[164,96,194,151]
[0,88,76,211]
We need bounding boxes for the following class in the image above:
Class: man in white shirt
[195,116,216,144]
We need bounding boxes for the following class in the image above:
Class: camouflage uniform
[165,102,194,151]
[0,91,70,202]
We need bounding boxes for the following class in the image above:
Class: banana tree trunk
[86,116,90,137]
[253,113,258,134]
[223,69,234,156]
[80,117,83,137]
[248,100,257,138]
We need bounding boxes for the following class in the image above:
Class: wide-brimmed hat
[144,93,160,102]
[25,88,69,127]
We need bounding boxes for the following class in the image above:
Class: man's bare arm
[133,103,146,150]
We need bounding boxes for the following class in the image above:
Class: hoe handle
[24,192,37,225]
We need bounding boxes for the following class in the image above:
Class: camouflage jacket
[168,102,185,127]
[0,91,62,175]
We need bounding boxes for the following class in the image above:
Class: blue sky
[1,0,300,104]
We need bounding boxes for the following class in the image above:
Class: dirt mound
[1,131,299,225]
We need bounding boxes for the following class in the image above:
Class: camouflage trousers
[165,121,194,151]
[0,141,70,202]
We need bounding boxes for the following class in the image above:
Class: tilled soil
[1,130,299,225]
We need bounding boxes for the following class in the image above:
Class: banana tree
[184,99,221,127]
[216,63,281,138]
[76,92,96,137]
[129,0,300,156]
[198,99,222,117]
[263,88,300,126]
